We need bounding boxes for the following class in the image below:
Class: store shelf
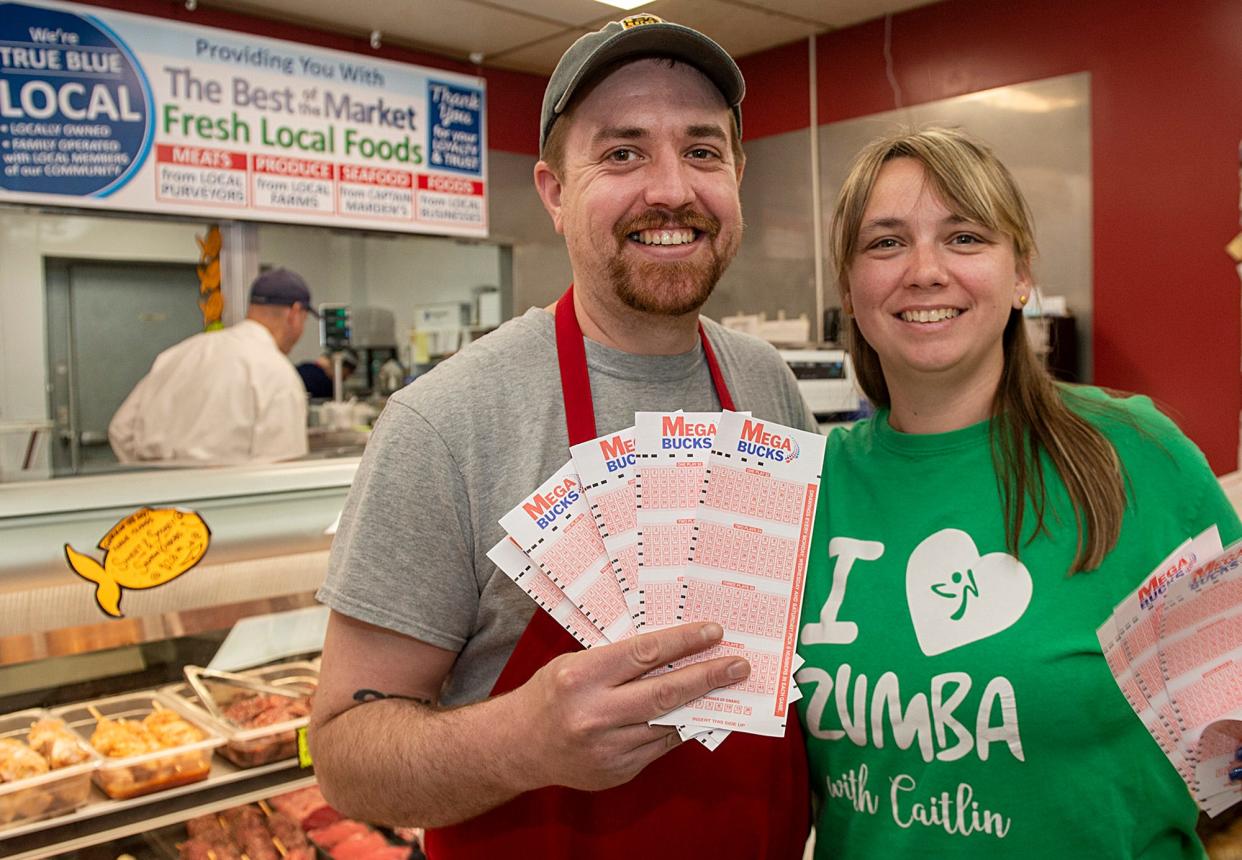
[0,756,315,860]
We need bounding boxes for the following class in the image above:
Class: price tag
[297,726,314,768]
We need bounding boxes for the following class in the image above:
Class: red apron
[423,286,810,859]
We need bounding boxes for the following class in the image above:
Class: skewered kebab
[85,702,213,798]
[146,706,208,747]
[180,802,317,860]
[88,704,205,757]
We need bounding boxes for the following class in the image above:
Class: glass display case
[0,459,357,859]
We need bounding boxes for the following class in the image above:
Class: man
[310,16,816,858]
[109,267,313,466]
[297,349,359,399]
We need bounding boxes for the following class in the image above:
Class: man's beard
[607,207,738,317]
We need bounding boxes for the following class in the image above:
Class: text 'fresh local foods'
[161,68,424,164]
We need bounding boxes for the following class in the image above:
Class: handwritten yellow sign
[64,507,211,618]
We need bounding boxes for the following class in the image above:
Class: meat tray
[0,709,100,829]
[160,661,317,769]
[52,692,224,800]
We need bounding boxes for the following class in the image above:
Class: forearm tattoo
[353,688,432,706]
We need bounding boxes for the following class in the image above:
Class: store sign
[64,506,211,618]
[0,0,488,236]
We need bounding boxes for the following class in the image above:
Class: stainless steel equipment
[778,348,864,430]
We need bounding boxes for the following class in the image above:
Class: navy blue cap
[249,268,318,318]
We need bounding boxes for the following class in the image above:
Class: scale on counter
[777,348,864,429]
[318,303,351,350]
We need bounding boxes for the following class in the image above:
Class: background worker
[298,349,359,400]
[109,267,313,466]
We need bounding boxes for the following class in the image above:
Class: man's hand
[311,614,746,826]
[511,621,748,792]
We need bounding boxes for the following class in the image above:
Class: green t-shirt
[797,387,1242,858]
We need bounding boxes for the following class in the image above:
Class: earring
[1018,294,1029,306]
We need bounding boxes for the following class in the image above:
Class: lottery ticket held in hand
[500,460,635,643]
[571,427,642,625]
[1098,530,1242,815]
[495,411,824,750]
[653,411,826,738]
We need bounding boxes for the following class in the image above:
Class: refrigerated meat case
[0,458,358,859]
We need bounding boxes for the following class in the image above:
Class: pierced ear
[1012,266,1033,310]
[841,290,854,316]
[533,160,566,235]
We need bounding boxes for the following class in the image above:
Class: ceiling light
[592,0,657,10]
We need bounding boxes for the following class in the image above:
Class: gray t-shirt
[318,308,816,706]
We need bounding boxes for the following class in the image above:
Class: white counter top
[0,457,360,519]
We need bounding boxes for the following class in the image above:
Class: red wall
[743,0,1242,473]
[78,0,545,155]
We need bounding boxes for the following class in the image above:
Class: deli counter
[0,459,358,859]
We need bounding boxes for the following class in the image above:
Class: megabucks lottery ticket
[500,461,635,643]
[1092,526,1227,810]
[1097,532,1221,783]
[487,536,605,649]
[495,468,723,751]
[672,654,809,745]
[492,520,723,750]
[653,411,825,738]
[571,427,642,624]
[1157,539,1242,815]
[633,412,721,630]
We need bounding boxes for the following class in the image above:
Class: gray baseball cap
[539,14,744,155]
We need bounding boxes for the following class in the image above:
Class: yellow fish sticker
[64,507,211,618]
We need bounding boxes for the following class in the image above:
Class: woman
[797,127,1242,857]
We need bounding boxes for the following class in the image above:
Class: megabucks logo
[738,418,800,463]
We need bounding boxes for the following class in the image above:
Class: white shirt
[109,320,308,466]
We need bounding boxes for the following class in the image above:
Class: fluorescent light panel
[592,0,657,9]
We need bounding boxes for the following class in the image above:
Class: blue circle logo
[0,2,152,197]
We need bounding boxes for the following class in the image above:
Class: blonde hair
[831,127,1125,573]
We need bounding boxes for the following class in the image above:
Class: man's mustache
[614,208,720,244]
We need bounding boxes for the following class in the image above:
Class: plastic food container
[52,692,223,800]
[160,661,317,769]
[0,709,100,829]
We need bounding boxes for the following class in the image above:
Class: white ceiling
[195,0,943,75]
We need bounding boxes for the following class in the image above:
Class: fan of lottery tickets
[490,410,826,750]
[1097,528,1242,815]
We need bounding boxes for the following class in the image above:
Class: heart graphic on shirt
[906,528,1032,657]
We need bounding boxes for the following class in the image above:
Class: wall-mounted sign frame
[0,0,488,236]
